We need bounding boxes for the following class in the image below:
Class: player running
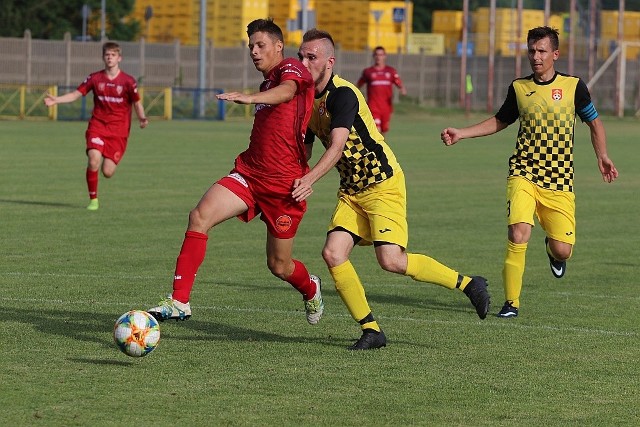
[44,42,148,210]
[294,29,489,350]
[441,26,618,318]
[147,19,323,326]
[356,46,406,135]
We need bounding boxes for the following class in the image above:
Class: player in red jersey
[44,42,148,211]
[147,18,324,326]
[356,46,406,135]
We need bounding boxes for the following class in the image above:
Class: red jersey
[357,65,403,114]
[234,58,314,180]
[77,70,141,138]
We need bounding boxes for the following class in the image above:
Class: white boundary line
[3,271,639,301]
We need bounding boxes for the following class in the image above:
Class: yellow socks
[405,253,471,290]
[502,240,527,308]
[329,260,380,332]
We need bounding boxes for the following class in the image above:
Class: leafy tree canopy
[2,0,640,41]
[0,0,140,41]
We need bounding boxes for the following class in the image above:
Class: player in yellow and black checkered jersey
[293,29,490,350]
[441,26,618,318]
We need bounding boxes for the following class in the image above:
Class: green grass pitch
[1,109,639,425]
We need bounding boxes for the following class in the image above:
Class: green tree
[0,0,140,41]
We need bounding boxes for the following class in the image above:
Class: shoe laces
[156,297,176,312]
[305,296,321,312]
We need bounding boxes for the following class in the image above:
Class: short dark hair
[247,18,283,42]
[527,26,559,50]
[373,46,385,54]
[302,28,335,47]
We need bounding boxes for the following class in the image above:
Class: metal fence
[1,33,639,118]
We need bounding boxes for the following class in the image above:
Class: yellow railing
[0,85,235,121]
[0,84,54,120]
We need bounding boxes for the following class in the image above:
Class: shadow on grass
[212,278,477,317]
[0,198,76,208]
[163,319,348,349]
[368,291,477,316]
[68,357,135,366]
[5,306,347,351]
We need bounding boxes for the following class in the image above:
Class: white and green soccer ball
[113,310,160,357]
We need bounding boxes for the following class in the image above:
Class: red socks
[285,260,316,300]
[172,231,208,303]
[171,233,313,303]
[86,168,98,199]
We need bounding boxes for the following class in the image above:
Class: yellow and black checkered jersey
[305,74,401,194]
[496,72,598,192]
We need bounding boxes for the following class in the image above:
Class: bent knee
[187,208,211,233]
[377,257,404,274]
[266,259,289,280]
[548,240,573,261]
[322,247,347,268]
[553,247,573,261]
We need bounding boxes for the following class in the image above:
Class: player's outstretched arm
[216,80,297,105]
[44,90,82,107]
[441,127,462,146]
[441,116,508,146]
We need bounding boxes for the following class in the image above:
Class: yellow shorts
[506,176,576,245]
[329,170,408,248]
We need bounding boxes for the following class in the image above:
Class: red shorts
[85,131,128,164]
[217,170,307,239]
[370,108,391,133]
[371,109,391,133]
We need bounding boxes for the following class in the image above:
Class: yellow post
[48,86,58,120]
[164,87,172,120]
[19,85,26,119]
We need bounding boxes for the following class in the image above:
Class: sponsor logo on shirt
[98,96,125,103]
[370,80,392,86]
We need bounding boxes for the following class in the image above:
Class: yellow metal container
[432,10,464,33]
[408,33,445,55]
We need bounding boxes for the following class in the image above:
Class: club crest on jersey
[275,215,292,233]
[552,88,563,101]
[116,85,123,95]
[318,101,326,116]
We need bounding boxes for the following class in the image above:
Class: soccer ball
[113,310,160,357]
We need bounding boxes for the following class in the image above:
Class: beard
[315,67,329,87]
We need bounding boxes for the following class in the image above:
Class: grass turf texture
[1,110,639,425]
